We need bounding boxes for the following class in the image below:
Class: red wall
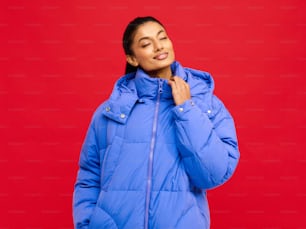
[1,0,305,228]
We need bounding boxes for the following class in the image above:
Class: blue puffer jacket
[73,61,240,229]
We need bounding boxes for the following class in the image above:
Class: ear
[126,55,139,67]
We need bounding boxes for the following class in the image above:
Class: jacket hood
[101,61,215,124]
[184,66,215,92]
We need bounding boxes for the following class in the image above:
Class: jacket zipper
[144,79,163,229]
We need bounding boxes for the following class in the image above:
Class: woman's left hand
[168,76,191,105]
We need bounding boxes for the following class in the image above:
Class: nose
[154,40,163,52]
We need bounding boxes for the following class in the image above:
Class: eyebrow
[137,29,165,43]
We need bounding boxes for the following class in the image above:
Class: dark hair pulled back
[122,16,164,74]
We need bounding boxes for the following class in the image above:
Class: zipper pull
[158,79,163,93]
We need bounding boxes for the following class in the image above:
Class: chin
[157,58,175,68]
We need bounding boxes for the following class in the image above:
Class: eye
[160,36,167,40]
[141,43,151,48]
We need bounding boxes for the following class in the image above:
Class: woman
[73,16,240,229]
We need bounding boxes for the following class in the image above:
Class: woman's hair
[122,16,164,74]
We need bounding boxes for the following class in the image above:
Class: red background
[1,0,306,228]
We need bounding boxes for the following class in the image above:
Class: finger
[172,76,188,86]
[168,77,177,88]
[173,77,187,91]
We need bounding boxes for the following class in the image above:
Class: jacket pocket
[88,206,118,229]
[100,136,123,190]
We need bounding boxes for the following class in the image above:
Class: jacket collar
[101,61,214,124]
[134,61,188,100]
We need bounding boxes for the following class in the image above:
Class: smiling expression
[126,21,175,78]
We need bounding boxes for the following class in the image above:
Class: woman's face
[127,21,175,77]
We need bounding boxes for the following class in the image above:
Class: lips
[154,52,168,60]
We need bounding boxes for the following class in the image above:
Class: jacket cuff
[172,99,197,120]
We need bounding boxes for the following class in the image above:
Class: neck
[147,66,172,80]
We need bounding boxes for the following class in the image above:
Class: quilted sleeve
[73,113,106,229]
[172,97,240,190]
